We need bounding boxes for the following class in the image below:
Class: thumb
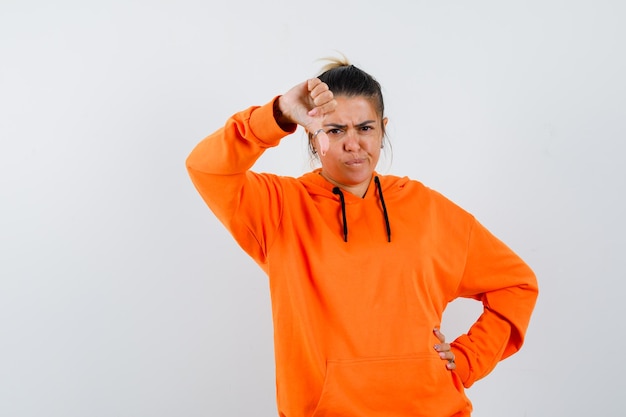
[310,127,329,156]
[317,131,329,156]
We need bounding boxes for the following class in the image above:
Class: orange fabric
[186,98,538,417]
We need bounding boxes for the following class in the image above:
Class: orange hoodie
[186,98,538,417]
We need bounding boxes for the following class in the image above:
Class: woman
[186,59,538,417]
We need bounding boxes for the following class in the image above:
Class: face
[314,95,388,196]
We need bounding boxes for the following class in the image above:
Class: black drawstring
[332,187,348,242]
[374,176,391,242]
[332,177,391,243]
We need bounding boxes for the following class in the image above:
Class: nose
[343,129,360,152]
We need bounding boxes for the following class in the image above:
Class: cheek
[367,138,383,154]
[320,150,341,165]
[371,149,382,163]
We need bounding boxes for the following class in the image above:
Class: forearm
[186,97,295,176]
[450,285,536,387]
[450,220,539,387]
[186,98,295,213]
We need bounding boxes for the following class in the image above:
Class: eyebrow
[323,120,377,129]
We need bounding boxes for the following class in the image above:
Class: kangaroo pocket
[311,355,469,417]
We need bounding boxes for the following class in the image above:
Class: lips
[345,158,366,165]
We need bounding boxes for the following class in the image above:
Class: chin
[343,173,372,185]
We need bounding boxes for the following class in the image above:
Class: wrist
[273,96,295,131]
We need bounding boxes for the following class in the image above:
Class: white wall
[1,1,624,416]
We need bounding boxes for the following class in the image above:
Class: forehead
[326,96,379,123]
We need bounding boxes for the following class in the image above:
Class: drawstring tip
[333,186,349,243]
[375,176,392,243]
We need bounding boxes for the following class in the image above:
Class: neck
[319,172,372,198]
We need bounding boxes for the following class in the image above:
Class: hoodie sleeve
[449,219,538,388]
[185,97,297,266]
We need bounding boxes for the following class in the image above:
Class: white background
[1,1,625,416]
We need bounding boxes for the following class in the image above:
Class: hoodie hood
[298,169,410,200]
[299,169,412,242]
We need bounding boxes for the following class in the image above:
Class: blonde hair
[316,53,352,74]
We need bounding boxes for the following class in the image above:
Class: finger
[434,344,452,366]
[438,350,454,361]
[307,87,334,117]
[308,98,337,117]
[307,77,323,93]
[434,342,451,352]
[312,89,334,107]
[317,131,329,156]
[446,349,456,370]
[308,80,334,106]
[433,328,456,371]
[310,82,330,100]
[433,327,446,344]
[436,348,456,370]
[308,101,336,117]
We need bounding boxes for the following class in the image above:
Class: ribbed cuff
[248,96,297,147]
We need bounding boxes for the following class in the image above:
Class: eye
[328,128,343,135]
[360,125,374,132]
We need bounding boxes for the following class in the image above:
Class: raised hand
[276,78,336,155]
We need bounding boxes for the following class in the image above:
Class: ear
[308,137,318,155]
[381,117,389,149]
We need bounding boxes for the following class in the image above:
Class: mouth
[345,158,367,166]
